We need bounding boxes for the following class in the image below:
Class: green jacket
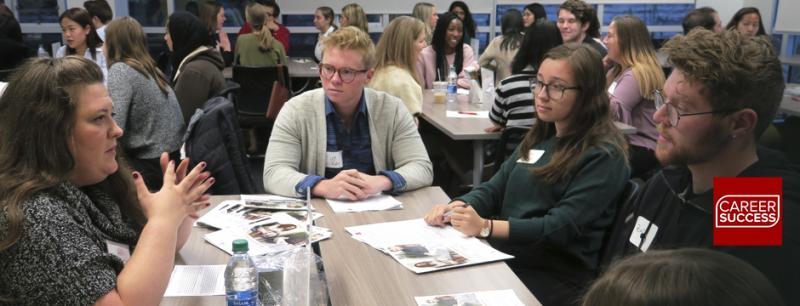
[234,33,287,67]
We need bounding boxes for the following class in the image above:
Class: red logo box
[714,177,782,246]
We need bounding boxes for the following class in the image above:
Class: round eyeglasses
[653,89,740,126]
[530,79,580,100]
[319,63,368,84]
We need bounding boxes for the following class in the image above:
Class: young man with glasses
[603,29,799,305]
[262,26,432,200]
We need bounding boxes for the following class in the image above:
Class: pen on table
[458,111,478,115]
[444,203,470,218]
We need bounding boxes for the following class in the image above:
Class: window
[603,4,693,26]
[129,0,167,27]
[15,0,59,23]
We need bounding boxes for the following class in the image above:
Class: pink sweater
[416,44,477,89]
[607,68,657,150]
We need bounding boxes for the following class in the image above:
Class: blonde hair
[607,16,664,100]
[245,3,275,50]
[412,2,435,26]
[374,16,425,85]
[322,26,376,69]
[341,3,368,33]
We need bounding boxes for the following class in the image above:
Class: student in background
[699,6,722,33]
[487,20,562,133]
[522,3,547,28]
[340,3,369,34]
[314,6,336,62]
[56,7,107,80]
[238,0,290,54]
[417,12,478,89]
[369,16,427,118]
[584,249,785,306]
[603,15,664,179]
[557,0,606,57]
[0,56,213,305]
[104,17,185,190]
[448,1,476,44]
[681,7,716,35]
[235,3,287,67]
[479,9,524,86]
[0,10,29,70]
[198,1,232,66]
[263,27,432,199]
[726,7,766,38]
[83,0,112,42]
[602,29,798,305]
[425,44,629,306]
[412,2,438,44]
[165,11,225,125]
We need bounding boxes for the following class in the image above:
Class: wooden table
[781,83,800,116]
[419,90,636,186]
[161,189,541,306]
[223,57,319,79]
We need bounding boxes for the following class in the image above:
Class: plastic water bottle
[446,64,458,104]
[37,44,48,57]
[225,239,259,306]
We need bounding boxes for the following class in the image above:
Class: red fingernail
[200,162,207,168]
[209,178,215,184]
[132,172,139,179]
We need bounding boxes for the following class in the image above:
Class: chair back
[598,178,644,269]
[232,65,291,122]
[494,126,531,167]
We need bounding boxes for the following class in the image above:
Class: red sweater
[238,22,290,53]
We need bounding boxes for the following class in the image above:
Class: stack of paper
[205,212,331,257]
[346,219,513,274]
[414,290,525,306]
[163,265,226,297]
[326,195,403,213]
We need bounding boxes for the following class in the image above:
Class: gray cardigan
[107,62,185,159]
[263,88,433,197]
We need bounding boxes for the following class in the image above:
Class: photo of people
[419,293,483,306]
[242,208,273,221]
[388,244,430,258]
[386,244,470,273]
[244,198,307,210]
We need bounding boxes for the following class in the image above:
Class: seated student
[425,44,630,306]
[0,10,29,70]
[603,29,799,305]
[0,56,213,305]
[84,0,112,42]
[56,7,108,80]
[584,249,785,306]
[340,3,369,34]
[411,2,438,44]
[262,27,433,199]
[105,17,186,190]
[479,9,524,86]
[238,0,290,54]
[487,20,562,133]
[682,7,716,34]
[417,12,478,89]
[313,6,337,62]
[557,0,606,57]
[726,7,766,38]
[699,6,722,33]
[165,12,226,126]
[369,16,427,118]
[522,3,547,28]
[199,1,232,66]
[603,16,664,178]
[234,3,287,67]
[448,1,477,44]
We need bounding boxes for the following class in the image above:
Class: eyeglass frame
[318,63,369,84]
[529,78,581,100]
[652,89,741,126]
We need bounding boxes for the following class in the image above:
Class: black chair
[0,68,16,82]
[493,126,531,168]
[598,178,644,269]
[231,65,292,154]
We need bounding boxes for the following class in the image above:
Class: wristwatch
[478,219,492,238]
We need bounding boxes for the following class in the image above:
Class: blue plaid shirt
[295,93,406,195]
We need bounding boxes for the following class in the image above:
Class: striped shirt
[489,70,537,128]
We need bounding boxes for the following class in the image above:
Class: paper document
[445,110,489,118]
[415,289,525,306]
[196,198,321,230]
[326,195,403,213]
[205,212,332,256]
[164,265,225,297]
[346,219,513,273]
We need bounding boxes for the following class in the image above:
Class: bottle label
[447,84,457,94]
[226,290,259,306]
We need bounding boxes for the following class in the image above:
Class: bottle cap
[232,239,249,253]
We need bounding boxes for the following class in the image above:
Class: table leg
[472,140,484,186]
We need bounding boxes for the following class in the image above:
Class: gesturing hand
[134,157,215,225]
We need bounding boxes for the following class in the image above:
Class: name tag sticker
[517,150,545,164]
[106,240,131,263]
[629,216,658,252]
[326,151,344,168]
[607,81,618,95]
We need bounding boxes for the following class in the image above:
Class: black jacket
[184,96,259,195]
[603,147,800,305]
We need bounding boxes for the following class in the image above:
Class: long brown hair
[199,0,223,32]
[105,17,171,96]
[374,16,425,86]
[518,44,629,184]
[0,57,143,253]
[606,16,664,100]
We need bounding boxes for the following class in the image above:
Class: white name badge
[628,216,658,252]
[607,81,618,95]
[326,151,344,168]
[517,149,545,164]
[106,240,131,263]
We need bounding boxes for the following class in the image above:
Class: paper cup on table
[433,81,447,103]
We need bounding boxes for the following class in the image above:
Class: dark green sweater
[457,137,629,275]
